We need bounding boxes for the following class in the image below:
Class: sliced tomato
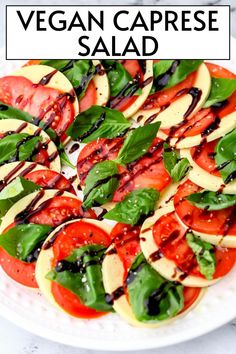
[77,137,171,202]
[142,72,196,110]
[182,287,202,312]
[153,211,236,279]
[79,80,97,112]
[0,76,75,142]
[162,63,236,139]
[25,170,76,194]
[190,139,220,177]
[0,248,37,288]
[111,223,141,276]
[24,60,41,67]
[32,148,52,168]
[109,60,143,112]
[51,220,111,318]
[0,197,95,288]
[29,196,96,227]
[174,180,236,235]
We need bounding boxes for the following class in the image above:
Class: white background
[1,1,236,354]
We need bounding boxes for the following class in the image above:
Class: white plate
[0,42,236,351]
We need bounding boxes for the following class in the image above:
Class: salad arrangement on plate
[0,58,235,327]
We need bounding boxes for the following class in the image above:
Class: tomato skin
[0,76,75,142]
[174,180,236,235]
[51,220,111,319]
[0,248,37,288]
[25,170,76,194]
[182,287,202,312]
[190,139,220,177]
[77,137,171,202]
[79,80,97,112]
[24,60,41,66]
[153,211,236,279]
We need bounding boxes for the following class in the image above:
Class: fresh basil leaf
[152,60,175,92]
[102,60,140,97]
[104,188,159,226]
[64,60,96,100]
[0,133,41,165]
[83,161,119,209]
[215,128,236,184]
[66,105,131,142]
[0,224,52,261]
[115,122,160,165]
[46,244,112,312]
[127,253,184,322]
[186,233,216,280]
[204,78,236,108]
[0,177,41,217]
[163,143,190,182]
[0,102,60,145]
[153,60,175,79]
[166,60,203,89]
[187,190,236,210]
[59,148,75,169]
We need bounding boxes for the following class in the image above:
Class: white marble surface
[0,0,236,353]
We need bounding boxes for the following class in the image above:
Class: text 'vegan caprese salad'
[0,59,235,327]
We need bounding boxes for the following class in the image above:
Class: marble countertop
[0,0,236,353]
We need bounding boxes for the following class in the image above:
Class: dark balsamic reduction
[201,116,220,137]
[83,174,120,202]
[144,282,169,316]
[153,60,180,91]
[105,286,125,305]
[183,88,202,118]
[38,70,57,86]
[69,143,80,154]
[149,250,163,262]
[0,104,8,111]
[97,208,108,221]
[77,113,106,141]
[74,61,96,97]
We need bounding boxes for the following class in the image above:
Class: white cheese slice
[132,63,211,128]
[180,148,236,194]
[36,218,112,313]
[92,60,110,106]
[0,119,61,172]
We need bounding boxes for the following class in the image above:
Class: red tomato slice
[153,211,236,279]
[77,137,171,202]
[142,72,196,110]
[0,76,75,142]
[25,170,76,194]
[190,139,220,177]
[109,60,143,112]
[79,80,97,112]
[0,248,38,288]
[0,197,96,288]
[162,63,236,139]
[174,180,236,235]
[24,60,41,67]
[182,287,202,312]
[29,196,95,227]
[51,220,111,318]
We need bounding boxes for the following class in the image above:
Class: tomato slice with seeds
[0,76,75,142]
[174,179,236,235]
[111,223,201,314]
[51,220,111,318]
[25,170,76,194]
[79,80,97,112]
[0,197,96,288]
[77,137,171,202]
[190,139,220,177]
[162,63,236,139]
[153,211,236,280]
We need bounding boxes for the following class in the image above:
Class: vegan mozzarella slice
[0,119,61,172]
[0,162,48,186]
[133,63,211,128]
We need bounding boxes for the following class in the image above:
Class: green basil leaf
[186,233,216,280]
[46,244,112,312]
[163,143,190,182]
[66,105,130,142]
[0,177,41,217]
[187,190,236,210]
[127,253,184,322]
[0,133,41,165]
[83,161,119,209]
[153,60,175,79]
[0,102,60,145]
[204,78,236,108]
[104,188,159,226]
[0,224,52,261]
[59,148,75,169]
[115,122,161,165]
[166,60,203,89]
[215,128,236,184]
[102,60,140,97]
